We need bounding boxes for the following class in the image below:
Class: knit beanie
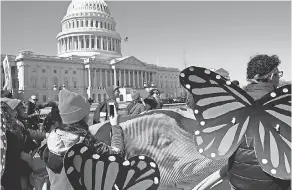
[58,89,90,124]
[131,90,140,100]
[0,98,22,110]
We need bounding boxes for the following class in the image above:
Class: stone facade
[1,0,184,102]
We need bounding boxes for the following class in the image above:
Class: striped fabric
[91,109,227,189]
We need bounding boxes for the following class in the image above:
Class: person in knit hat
[126,90,145,116]
[93,85,120,124]
[40,89,124,190]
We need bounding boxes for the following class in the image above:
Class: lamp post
[53,84,65,101]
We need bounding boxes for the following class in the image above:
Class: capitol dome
[56,0,122,59]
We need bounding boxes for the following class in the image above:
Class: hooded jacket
[227,82,291,190]
[40,124,124,190]
[93,86,119,124]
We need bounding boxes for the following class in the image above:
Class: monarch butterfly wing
[179,66,255,160]
[0,116,7,178]
[118,155,160,190]
[64,143,90,189]
[253,85,291,179]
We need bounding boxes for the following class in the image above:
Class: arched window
[91,38,95,48]
[100,21,103,28]
[108,23,110,30]
[68,23,71,29]
[96,21,98,28]
[81,20,83,27]
[76,21,79,27]
[91,20,94,27]
[81,40,84,48]
[72,22,75,28]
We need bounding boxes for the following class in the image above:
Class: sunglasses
[274,71,283,78]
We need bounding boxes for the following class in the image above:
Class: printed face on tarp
[91,110,227,188]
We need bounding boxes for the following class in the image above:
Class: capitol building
[1,0,184,103]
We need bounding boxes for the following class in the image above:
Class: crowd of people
[0,54,291,190]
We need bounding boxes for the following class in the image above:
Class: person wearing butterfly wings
[179,54,291,190]
[39,89,125,190]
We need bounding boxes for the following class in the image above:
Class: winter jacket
[227,82,291,190]
[40,124,124,190]
[93,86,119,124]
[126,101,145,116]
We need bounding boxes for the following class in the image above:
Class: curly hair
[247,54,281,79]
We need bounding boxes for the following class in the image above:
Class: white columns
[89,35,92,49]
[128,70,131,87]
[137,71,140,88]
[101,37,104,50]
[118,69,122,86]
[132,70,135,88]
[105,69,108,87]
[95,36,97,50]
[114,68,117,86]
[99,69,103,87]
[109,70,113,86]
[123,70,126,87]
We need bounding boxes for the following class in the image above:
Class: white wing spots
[202,102,245,120]
[189,67,194,71]
[231,117,236,124]
[109,156,116,162]
[195,130,200,135]
[80,147,88,153]
[186,84,191,89]
[139,155,145,160]
[283,88,288,93]
[264,94,290,106]
[216,75,221,79]
[202,124,226,133]
[197,96,235,107]
[92,154,100,159]
[209,80,218,84]
[266,110,291,126]
[270,92,276,98]
[259,122,265,148]
[199,148,204,153]
[188,75,206,83]
[269,131,279,168]
[68,150,74,157]
[238,117,250,144]
[154,177,159,184]
[211,153,216,158]
[204,69,211,74]
[226,81,231,85]
[180,73,185,77]
[150,162,156,168]
[67,167,74,174]
[284,153,291,174]
[262,159,268,164]
[196,136,203,145]
[275,104,291,112]
[218,123,239,156]
[224,85,252,105]
[271,169,277,175]
[275,124,280,132]
[123,160,130,166]
[200,121,205,126]
[204,138,215,151]
[194,110,199,114]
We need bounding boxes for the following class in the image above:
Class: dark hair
[1,90,12,98]
[247,54,281,79]
[144,98,157,110]
[149,89,160,96]
[232,80,240,86]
